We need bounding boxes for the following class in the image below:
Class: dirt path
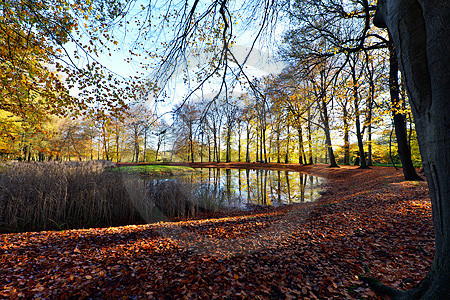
[1,164,433,299]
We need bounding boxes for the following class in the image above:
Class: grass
[0,161,146,233]
[114,165,199,176]
[0,161,222,233]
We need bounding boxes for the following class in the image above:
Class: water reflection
[179,168,323,208]
[121,168,323,222]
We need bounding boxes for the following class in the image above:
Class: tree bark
[307,107,313,164]
[320,96,339,168]
[388,37,423,181]
[350,58,368,169]
[246,123,250,163]
[372,0,450,298]
[226,126,231,162]
[297,126,303,164]
[285,123,290,164]
[343,105,350,165]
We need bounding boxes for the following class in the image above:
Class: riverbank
[0,164,433,299]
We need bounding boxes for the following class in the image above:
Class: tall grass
[0,161,225,233]
[0,161,145,233]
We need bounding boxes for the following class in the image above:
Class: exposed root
[359,275,406,299]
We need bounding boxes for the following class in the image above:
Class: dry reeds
[0,161,224,233]
[0,161,142,233]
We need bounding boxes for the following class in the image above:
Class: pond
[121,168,324,222]
[0,163,324,233]
[183,168,323,207]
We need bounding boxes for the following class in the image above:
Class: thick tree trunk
[372,0,450,298]
[320,97,338,167]
[388,37,423,181]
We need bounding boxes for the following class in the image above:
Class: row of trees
[0,104,172,163]
[0,0,422,178]
[171,74,420,166]
[167,0,422,181]
[2,0,448,297]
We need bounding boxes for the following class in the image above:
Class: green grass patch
[114,165,199,177]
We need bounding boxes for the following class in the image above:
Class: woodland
[1,0,449,299]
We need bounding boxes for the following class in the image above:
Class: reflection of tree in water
[190,168,323,208]
[147,168,323,214]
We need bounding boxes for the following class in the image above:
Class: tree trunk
[285,124,290,164]
[213,130,217,162]
[262,128,267,163]
[388,37,423,181]
[320,96,338,168]
[246,123,250,163]
[367,119,373,166]
[350,59,368,169]
[217,134,220,163]
[189,124,194,163]
[276,127,281,163]
[143,128,147,163]
[297,126,303,164]
[208,135,211,162]
[256,129,259,162]
[364,50,376,167]
[307,107,313,164]
[238,131,241,162]
[370,1,450,298]
[226,126,231,162]
[343,105,350,165]
[200,131,203,163]
[156,134,162,162]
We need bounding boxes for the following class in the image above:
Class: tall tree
[366,1,450,298]
[348,52,368,168]
[388,36,423,181]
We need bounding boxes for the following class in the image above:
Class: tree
[282,0,422,176]
[363,1,450,298]
[348,52,369,169]
[0,4,74,135]
[223,98,237,162]
[308,60,339,167]
[388,36,423,181]
[174,103,200,163]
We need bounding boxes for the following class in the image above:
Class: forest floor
[0,163,434,299]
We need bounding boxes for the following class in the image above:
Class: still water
[169,168,323,209]
[121,167,324,221]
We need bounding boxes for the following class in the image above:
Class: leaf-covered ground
[0,164,434,299]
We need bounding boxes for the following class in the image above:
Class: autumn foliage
[0,164,433,299]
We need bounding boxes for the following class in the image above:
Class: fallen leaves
[0,164,434,299]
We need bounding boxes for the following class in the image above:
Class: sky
[60,0,292,135]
